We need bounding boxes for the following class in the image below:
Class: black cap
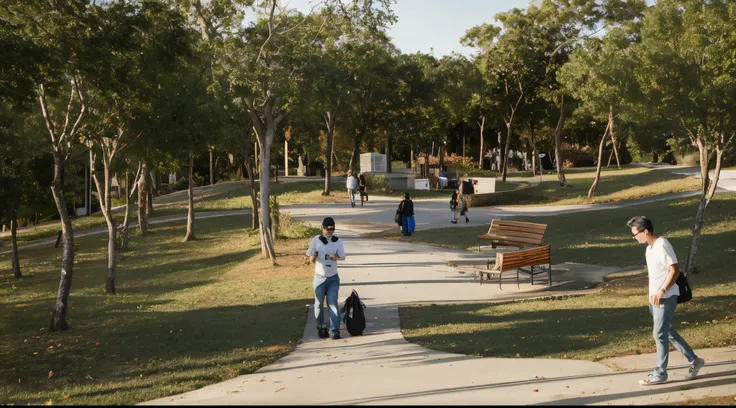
[322,217,335,229]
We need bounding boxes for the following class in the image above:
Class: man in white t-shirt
[346,170,358,208]
[627,216,704,386]
[306,217,345,340]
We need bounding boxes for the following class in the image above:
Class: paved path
[633,163,736,192]
[141,235,736,405]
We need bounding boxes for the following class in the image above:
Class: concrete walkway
[140,232,736,405]
[632,163,736,192]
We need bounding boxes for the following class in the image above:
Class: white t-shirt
[306,235,345,278]
[346,176,358,190]
[645,237,680,299]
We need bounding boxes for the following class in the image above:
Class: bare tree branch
[256,0,278,65]
[38,84,58,146]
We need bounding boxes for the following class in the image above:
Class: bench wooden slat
[484,231,545,241]
[477,234,542,243]
[480,245,552,289]
[478,220,547,250]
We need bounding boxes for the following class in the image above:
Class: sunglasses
[633,230,643,238]
[323,226,335,231]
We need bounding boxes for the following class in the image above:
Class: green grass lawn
[0,178,525,247]
[0,215,319,405]
[390,193,736,361]
[497,166,701,206]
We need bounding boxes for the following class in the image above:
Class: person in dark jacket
[399,193,415,236]
[358,173,368,205]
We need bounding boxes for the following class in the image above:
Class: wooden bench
[477,220,547,252]
[479,245,552,288]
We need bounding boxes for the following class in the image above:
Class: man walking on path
[346,170,358,208]
[307,217,345,340]
[627,216,705,386]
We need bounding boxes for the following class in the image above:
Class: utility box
[360,152,387,173]
[414,178,430,191]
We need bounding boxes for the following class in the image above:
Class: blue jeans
[314,274,341,335]
[401,215,414,236]
[649,296,697,376]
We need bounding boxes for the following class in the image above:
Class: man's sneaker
[451,220,458,224]
[686,357,705,380]
[330,332,342,340]
[317,326,329,339]
[639,372,667,386]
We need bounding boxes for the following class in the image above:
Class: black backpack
[676,273,692,304]
[342,290,366,336]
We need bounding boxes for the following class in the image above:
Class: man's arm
[329,241,345,261]
[306,238,318,264]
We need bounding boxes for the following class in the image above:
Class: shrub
[561,143,595,167]
[364,173,391,192]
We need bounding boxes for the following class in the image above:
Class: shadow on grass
[0,298,312,405]
[400,294,736,360]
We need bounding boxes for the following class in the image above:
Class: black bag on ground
[342,289,366,336]
[676,273,692,304]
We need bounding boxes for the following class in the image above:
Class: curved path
[138,194,735,405]
[4,188,734,404]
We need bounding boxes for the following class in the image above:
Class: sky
[385,0,533,57]
[286,0,534,57]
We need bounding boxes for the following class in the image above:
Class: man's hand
[329,254,339,261]
[651,288,665,306]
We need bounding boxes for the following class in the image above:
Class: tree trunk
[587,110,612,200]
[255,141,260,176]
[554,96,567,186]
[683,137,713,276]
[350,128,363,173]
[497,130,503,171]
[146,171,154,217]
[184,154,196,241]
[137,161,148,236]
[259,127,276,263]
[610,123,621,169]
[209,147,215,185]
[478,116,485,169]
[501,119,514,181]
[244,156,259,230]
[49,151,74,332]
[385,129,391,173]
[530,123,537,175]
[121,170,133,250]
[11,216,21,279]
[323,112,334,195]
[90,151,118,295]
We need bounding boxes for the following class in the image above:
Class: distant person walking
[451,191,469,224]
[346,170,358,208]
[306,217,345,340]
[627,216,704,386]
[358,172,368,206]
[399,193,415,237]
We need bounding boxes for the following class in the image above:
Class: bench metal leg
[499,270,502,289]
[516,269,519,289]
[530,265,534,286]
[479,272,483,286]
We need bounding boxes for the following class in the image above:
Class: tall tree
[632,0,736,275]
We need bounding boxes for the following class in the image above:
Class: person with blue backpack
[306,217,345,340]
[398,193,415,236]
